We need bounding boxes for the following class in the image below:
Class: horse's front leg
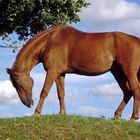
[55,74,66,114]
[33,70,59,116]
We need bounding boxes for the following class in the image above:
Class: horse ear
[6,68,14,75]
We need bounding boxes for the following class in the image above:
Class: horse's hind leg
[34,69,59,116]
[126,71,140,120]
[55,74,66,114]
[111,67,132,118]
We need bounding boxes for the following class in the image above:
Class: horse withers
[7,25,140,120]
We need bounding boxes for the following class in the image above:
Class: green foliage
[0,0,89,40]
[0,115,140,140]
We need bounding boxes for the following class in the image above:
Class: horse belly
[69,50,114,75]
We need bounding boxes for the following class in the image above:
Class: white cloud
[82,0,140,21]
[78,105,111,116]
[79,0,140,36]
[90,83,122,96]
[0,80,19,105]
[31,72,45,83]
[46,92,59,104]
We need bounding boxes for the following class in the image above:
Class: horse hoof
[33,112,41,117]
[114,112,122,119]
[130,117,139,121]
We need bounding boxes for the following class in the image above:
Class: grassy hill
[0,115,140,140]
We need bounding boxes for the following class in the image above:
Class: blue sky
[0,0,140,120]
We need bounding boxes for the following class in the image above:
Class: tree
[0,0,89,41]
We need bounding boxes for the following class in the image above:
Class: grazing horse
[6,25,140,120]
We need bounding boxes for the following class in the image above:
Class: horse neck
[12,41,45,75]
[12,50,39,75]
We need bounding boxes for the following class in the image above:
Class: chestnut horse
[7,25,140,120]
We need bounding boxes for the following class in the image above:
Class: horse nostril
[29,103,33,108]
[27,95,34,108]
[30,99,34,107]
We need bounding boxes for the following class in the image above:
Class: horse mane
[26,24,66,45]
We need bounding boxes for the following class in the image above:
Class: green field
[0,115,139,140]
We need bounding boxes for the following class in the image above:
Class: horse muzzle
[22,96,34,108]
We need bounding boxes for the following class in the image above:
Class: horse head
[6,68,34,108]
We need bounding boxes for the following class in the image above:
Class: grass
[0,115,140,140]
